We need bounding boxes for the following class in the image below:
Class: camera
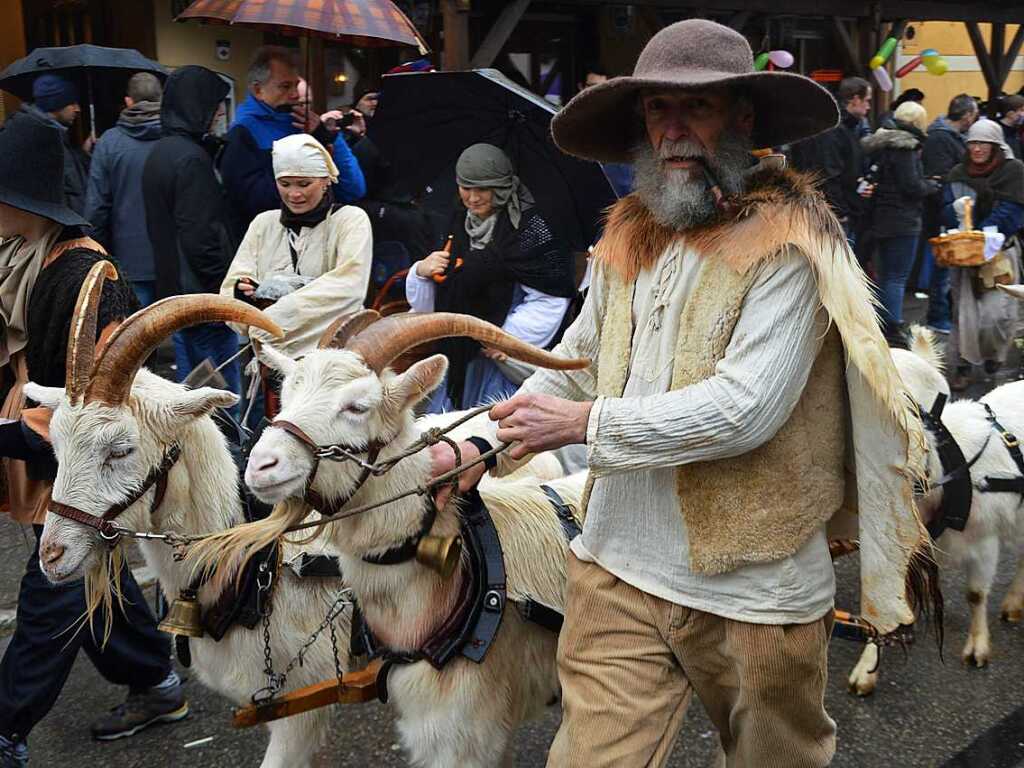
[339,112,357,129]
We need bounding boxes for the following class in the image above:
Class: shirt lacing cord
[647,248,679,334]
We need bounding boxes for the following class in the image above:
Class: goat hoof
[847,676,877,697]
[1000,607,1022,623]
[961,645,991,668]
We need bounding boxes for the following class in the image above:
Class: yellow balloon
[869,55,884,70]
[926,58,949,76]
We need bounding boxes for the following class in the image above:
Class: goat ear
[392,354,448,410]
[23,383,65,408]
[168,387,240,420]
[258,344,297,377]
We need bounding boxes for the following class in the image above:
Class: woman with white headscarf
[221,134,373,358]
[406,143,576,411]
[942,118,1024,389]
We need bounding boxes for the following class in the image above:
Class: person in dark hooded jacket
[85,73,164,305]
[861,100,941,344]
[141,66,241,396]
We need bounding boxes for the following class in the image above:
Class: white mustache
[658,139,708,161]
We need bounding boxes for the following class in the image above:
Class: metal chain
[250,586,354,704]
[252,562,284,703]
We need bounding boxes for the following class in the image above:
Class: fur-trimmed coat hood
[862,124,925,154]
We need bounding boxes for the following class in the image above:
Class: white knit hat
[966,118,1013,159]
[272,134,339,182]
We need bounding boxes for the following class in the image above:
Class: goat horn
[66,260,118,404]
[345,312,590,374]
[317,309,381,350]
[86,296,283,405]
[997,284,1024,300]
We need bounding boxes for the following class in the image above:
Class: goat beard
[631,130,753,231]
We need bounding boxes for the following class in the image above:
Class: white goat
[849,316,1024,695]
[29,269,351,768]
[188,311,589,768]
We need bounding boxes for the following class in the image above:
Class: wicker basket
[931,196,988,267]
[929,230,987,267]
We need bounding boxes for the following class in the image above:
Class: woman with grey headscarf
[407,143,576,411]
[942,118,1024,389]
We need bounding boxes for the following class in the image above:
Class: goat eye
[345,403,369,416]
[109,446,134,460]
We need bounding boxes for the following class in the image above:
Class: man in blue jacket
[220,46,365,229]
[84,72,163,306]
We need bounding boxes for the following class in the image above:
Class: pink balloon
[768,50,794,69]
[872,66,893,92]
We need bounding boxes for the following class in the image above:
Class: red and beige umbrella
[176,0,429,53]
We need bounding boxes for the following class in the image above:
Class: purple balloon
[872,66,893,92]
[768,50,794,69]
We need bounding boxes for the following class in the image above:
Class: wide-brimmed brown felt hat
[552,19,840,163]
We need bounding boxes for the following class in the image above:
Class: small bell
[158,588,205,638]
[415,535,462,580]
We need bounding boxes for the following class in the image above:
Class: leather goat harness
[49,444,182,540]
[270,419,383,516]
[916,394,1024,541]
[358,485,582,703]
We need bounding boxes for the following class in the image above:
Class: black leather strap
[541,484,581,542]
[915,399,977,539]
[362,502,437,567]
[466,436,497,471]
[979,403,1024,498]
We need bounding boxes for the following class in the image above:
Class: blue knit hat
[32,74,79,113]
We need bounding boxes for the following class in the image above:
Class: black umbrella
[368,69,616,252]
[0,45,167,136]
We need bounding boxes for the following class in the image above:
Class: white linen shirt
[406,265,570,348]
[486,241,836,624]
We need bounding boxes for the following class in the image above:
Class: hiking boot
[90,682,189,741]
[0,736,27,768]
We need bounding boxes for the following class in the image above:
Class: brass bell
[416,535,462,580]
[158,588,205,638]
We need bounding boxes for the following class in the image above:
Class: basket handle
[964,198,973,231]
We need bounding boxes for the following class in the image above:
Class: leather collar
[362,501,437,567]
[50,445,181,541]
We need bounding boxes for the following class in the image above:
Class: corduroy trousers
[547,552,836,768]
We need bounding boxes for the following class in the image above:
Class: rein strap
[50,445,182,540]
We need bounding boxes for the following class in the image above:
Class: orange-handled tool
[432,235,462,283]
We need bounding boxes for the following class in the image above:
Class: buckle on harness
[1002,433,1020,449]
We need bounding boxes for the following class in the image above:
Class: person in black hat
[6,74,92,215]
[0,117,187,768]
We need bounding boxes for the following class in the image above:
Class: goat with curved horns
[187,309,589,767]
[29,262,352,768]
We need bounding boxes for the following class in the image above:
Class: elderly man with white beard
[430,19,936,768]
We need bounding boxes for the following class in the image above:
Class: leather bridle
[50,445,182,542]
[270,420,384,517]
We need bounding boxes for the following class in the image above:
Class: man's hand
[292,104,322,134]
[429,440,486,509]
[491,394,592,460]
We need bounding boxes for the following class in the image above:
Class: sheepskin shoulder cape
[590,167,933,635]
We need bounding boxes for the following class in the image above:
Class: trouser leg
[0,528,90,740]
[546,553,691,768]
[80,554,171,694]
[675,610,836,768]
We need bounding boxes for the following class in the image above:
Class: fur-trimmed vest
[586,167,936,635]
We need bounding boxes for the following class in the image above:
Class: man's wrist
[465,436,496,470]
